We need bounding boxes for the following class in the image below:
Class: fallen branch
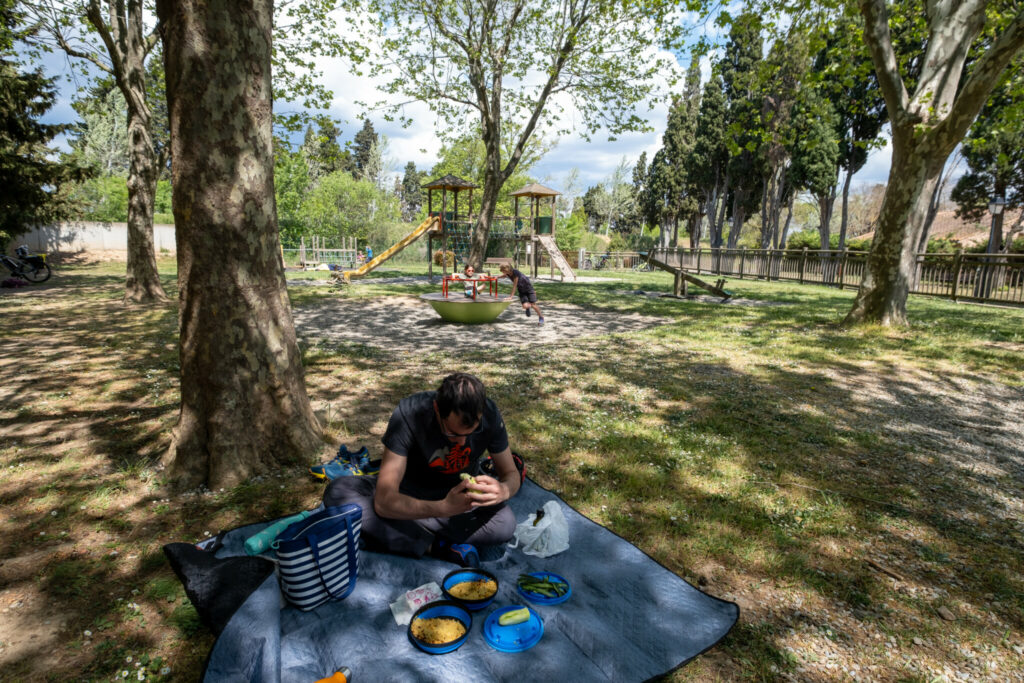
[865,558,904,582]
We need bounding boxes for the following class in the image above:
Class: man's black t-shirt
[381,391,509,500]
[509,268,534,295]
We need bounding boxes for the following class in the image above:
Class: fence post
[951,249,963,302]
[799,247,807,284]
[739,247,746,279]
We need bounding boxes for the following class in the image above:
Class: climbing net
[445,223,524,265]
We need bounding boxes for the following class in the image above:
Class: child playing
[459,264,479,298]
[499,263,544,325]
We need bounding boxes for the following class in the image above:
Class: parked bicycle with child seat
[1,245,52,283]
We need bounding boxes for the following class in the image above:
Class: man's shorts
[518,291,537,304]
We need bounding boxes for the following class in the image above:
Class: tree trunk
[713,171,729,248]
[726,189,745,249]
[468,133,504,268]
[158,0,323,489]
[123,102,167,303]
[778,192,795,249]
[838,167,853,251]
[844,136,942,326]
[117,7,168,304]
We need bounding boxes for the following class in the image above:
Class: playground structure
[297,235,360,269]
[509,183,575,282]
[642,252,733,300]
[340,214,439,282]
[337,173,576,283]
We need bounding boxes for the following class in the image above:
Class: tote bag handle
[307,513,358,601]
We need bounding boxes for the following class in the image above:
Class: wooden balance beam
[642,253,733,300]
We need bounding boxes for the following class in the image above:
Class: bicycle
[633,260,652,272]
[1,245,52,283]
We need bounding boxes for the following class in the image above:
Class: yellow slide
[341,215,439,282]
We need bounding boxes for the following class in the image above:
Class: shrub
[433,249,455,267]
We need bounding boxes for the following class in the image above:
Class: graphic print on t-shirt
[427,443,471,474]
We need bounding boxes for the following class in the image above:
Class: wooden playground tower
[423,174,477,280]
[510,183,573,281]
[423,175,574,281]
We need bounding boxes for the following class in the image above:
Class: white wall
[16,222,177,254]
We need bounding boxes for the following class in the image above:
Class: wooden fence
[650,247,1024,306]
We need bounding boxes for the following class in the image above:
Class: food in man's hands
[411,616,467,644]
[498,607,531,626]
[460,472,480,493]
[447,578,497,600]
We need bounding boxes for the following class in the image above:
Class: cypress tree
[688,70,729,248]
[720,12,764,248]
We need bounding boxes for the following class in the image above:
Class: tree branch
[858,0,910,120]
[504,3,589,181]
[938,10,1024,146]
[86,0,126,82]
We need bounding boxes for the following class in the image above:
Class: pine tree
[400,161,425,221]
[352,119,377,180]
[0,0,89,247]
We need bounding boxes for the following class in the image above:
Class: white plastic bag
[509,500,569,558]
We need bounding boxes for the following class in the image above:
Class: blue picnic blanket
[197,479,737,682]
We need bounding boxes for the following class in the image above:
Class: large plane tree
[340,0,696,268]
[156,0,323,489]
[845,1,1024,325]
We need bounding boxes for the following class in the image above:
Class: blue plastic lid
[516,572,572,605]
[483,605,543,652]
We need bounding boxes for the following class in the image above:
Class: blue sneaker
[335,444,370,467]
[309,460,360,480]
[310,445,378,480]
[433,539,480,567]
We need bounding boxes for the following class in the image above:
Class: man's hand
[462,474,508,508]
[441,479,478,516]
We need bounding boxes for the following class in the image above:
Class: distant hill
[858,208,1022,247]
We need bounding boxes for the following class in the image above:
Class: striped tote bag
[273,504,362,611]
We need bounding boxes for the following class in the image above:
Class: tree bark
[83,0,168,304]
[838,167,853,251]
[158,0,323,489]
[848,0,1024,325]
[726,189,746,249]
[844,137,942,325]
[123,101,167,303]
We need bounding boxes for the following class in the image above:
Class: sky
[29,7,901,197]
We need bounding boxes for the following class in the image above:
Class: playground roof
[510,183,561,197]
[422,174,479,190]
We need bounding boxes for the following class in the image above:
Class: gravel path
[292,295,671,350]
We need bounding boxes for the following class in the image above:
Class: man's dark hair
[436,373,486,426]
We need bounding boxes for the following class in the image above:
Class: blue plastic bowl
[441,568,499,611]
[516,571,572,605]
[408,600,472,654]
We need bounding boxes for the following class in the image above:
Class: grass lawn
[1,257,1022,681]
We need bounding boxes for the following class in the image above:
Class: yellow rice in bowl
[447,578,497,601]
[411,616,467,645]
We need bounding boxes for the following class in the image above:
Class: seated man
[323,372,521,567]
